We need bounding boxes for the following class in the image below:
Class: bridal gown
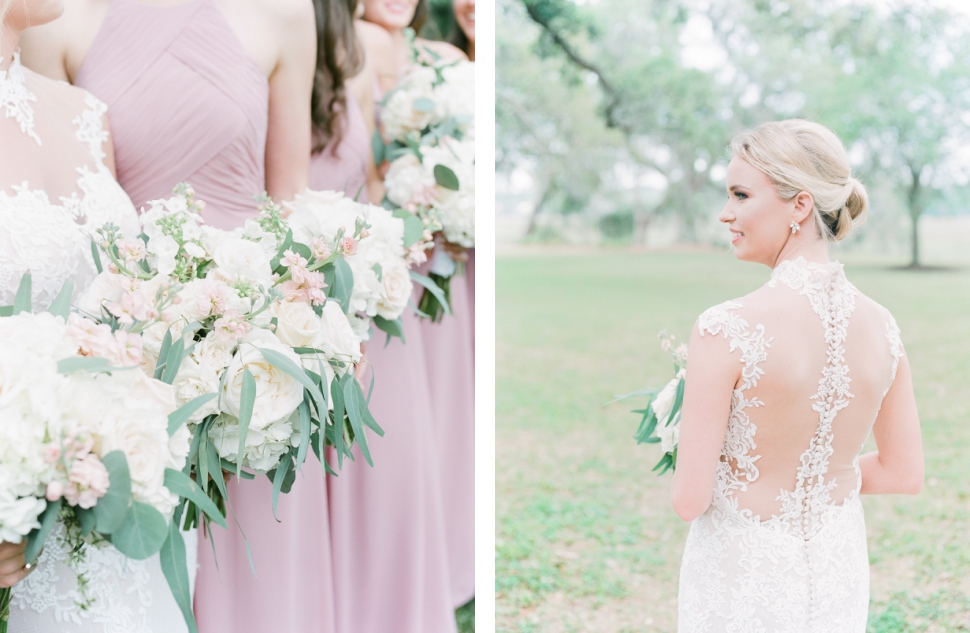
[2,54,187,633]
[678,257,904,632]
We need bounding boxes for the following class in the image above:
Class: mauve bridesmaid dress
[314,91,458,633]
[420,256,476,608]
[73,2,339,632]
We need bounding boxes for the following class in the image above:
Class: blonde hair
[730,119,868,241]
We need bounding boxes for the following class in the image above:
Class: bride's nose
[718,203,735,224]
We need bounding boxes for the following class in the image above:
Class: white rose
[98,402,171,511]
[0,491,47,544]
[377,261,412,320]
[191,333,235,371]
[168,423,192,471]
[221,329,305,428]
[316,302,362,369]
[172,357,221,422]
[384,154,436,208]
[651,373,682,423]
[270,300,323,349]
[207,413,297,472]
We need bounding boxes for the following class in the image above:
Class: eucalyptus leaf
[91,241,103,274]
[163,468,227,529]
[412,96,436,112]
[93,451,132,534]
[13,273,31,315]
[159,524,198,633]
[433,164,460,191]
[331,257,354,312]
[111,502,169,560]
[161,336,185,385]
[235,368,257,477]
[342,376,373,466]
[409,271,451,315]
[56,356,117,374]
[48,280,74,319]
[167,393,218,437]
[25,499,61,564]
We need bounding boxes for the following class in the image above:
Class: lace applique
[73,93,108,165]
[697,300,772,495]
[886,315,903,385]
[11,524,154,632]
[0,51,41,145]
[770,258,857,539]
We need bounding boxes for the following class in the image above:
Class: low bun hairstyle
[730,119,868,241]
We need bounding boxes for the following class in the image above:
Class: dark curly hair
[311,0,366,154]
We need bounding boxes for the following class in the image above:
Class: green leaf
[331,257,354,313]
[163,468,227,529]
[269,453,295,519]
[409,271,451,315]
[371,128,386,166]
[343,376,373,466]
[373,316,405,342]
[167,393,218,437]
[401,214,425,249]
[330,374,347,468]
[235,368,257,477]
[94,451,132,533]
[256,347,327,416]
[76,506,96,537]
[295,400,312,469]
[154,328,174,380]
[220,458,254,479]
[48,280,74,319]
[271,228,295,273]
[433,164,460,191]
[91,241,103,274]
[159,523,198,633]
[111,502,169,560]
[412,96,436,112]
[13,273,31,314]
[56,356,117,374]
[161,335,185,385]
[0,305,12,317]
[25,499,61,564]
[667,377,686,427]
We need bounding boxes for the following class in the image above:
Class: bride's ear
[792,190,814,225]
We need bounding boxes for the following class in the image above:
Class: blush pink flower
[43,444,61,464]
[106,290,155,325]
[195,280,230,317]
[311,237,332,261]
[340,237,358,257]
[68,314,120,360]
[46,480,65,502]
[279,268,327,305]
[280,249,308,269]
[214,309,250,342]
[117,238,147,266]
[112,330,144,367]
[406,244,428,266]
[64,454,110,509]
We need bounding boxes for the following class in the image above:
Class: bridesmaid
[361,0,476,609]
[451,0,475,61]
[19,0,317,628]
[312,3,457,632]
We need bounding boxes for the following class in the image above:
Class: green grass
[496,249,970,632]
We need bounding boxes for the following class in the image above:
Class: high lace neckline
[0,50,41,145]
[771,256,843,279]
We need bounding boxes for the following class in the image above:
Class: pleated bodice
[74,0,268,229]
[309,91,370,202]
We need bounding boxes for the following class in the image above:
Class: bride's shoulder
[26,68,103,118]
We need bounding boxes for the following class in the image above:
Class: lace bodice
[3,53,192,633]
[678,257,903,632]
[0,53,140,309]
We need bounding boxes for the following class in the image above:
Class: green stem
[1,586,10,632]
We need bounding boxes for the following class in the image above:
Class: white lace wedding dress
[1,52,197,633]
[678,257,903,632]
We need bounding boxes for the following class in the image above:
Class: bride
[0,1,190,630]
[673,120,924,631]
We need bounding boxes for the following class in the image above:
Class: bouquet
[375,30,475,321]
[81,186,387,550]
[617,332,688,475]
[0,273,219,633]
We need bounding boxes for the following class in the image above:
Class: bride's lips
[730,229,744,244]
[385,1,407,15]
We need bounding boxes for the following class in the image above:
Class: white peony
[208,413,298,473]
[433,61,475,126]
[208,235,274,286]
[191,332,235,372]
[221,329,305,429]
[172,357,221,422]
[0,491,47,544]
[384,154,437,209]
[652,369,685,454]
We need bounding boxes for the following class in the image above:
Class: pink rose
[339,237,358,257]
[46,480,64,502]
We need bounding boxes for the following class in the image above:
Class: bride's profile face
[2,0,65,31]
[362,0,418,31]
[719,157,794,265]
[454,0,474,41]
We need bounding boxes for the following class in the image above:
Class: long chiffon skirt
[193,466,337,633]
[328,309,458,633]
[420,260,476,607]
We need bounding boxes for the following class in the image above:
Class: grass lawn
[496,249,970,633]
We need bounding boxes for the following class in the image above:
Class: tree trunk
[525,181,555,237]
[907,166,923,268]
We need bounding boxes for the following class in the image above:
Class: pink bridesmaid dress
[314,91,458,633]
[74,2,339,632]
[420,256,476,608]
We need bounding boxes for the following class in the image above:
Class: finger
[0,552,27,576]
[0,563,35,589]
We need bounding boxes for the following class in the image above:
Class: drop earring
[790,221,800,235]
